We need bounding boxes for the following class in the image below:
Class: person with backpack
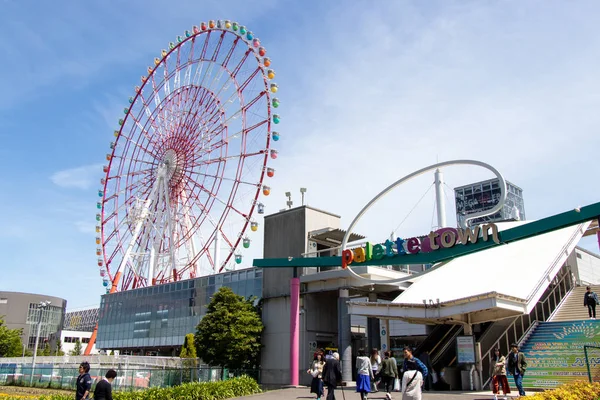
[75,362,93,400]
[583,286,599,319]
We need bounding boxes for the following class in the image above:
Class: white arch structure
[340,160,507,284]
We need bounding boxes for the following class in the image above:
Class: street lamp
[30,301,51,386]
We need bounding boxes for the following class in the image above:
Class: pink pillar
[290,277,300,386]
[597,230,600,251]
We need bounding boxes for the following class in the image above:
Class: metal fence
[0,355,185,368]
[0,365,260,391]
[584,345,600,383]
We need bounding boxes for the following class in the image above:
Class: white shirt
[356,356,373,376]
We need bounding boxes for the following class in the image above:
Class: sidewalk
[233,387,524,399]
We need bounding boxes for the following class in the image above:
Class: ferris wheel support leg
[145,181,167,285]
[117,182,160,282]
[180,189,198,276]
[162,177,178,277]
[214,228,221,274]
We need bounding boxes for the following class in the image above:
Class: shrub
[521,380,600,400]
[0,376,260,400]
[112,376,261,400]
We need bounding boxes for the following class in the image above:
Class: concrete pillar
[463,324,473,336]
[380,320,390,354]
[290,278,300,386]
[367,293,381,351]
[338,288,353,383]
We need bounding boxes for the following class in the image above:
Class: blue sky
[1,0,600,309]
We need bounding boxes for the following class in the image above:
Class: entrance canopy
[347,221,590,325]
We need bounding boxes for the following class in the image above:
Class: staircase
[550,285,600,322]
[519,320,600,389]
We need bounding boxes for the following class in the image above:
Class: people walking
[75,362,93,400]
[584,286,599,319]
[370,348,382,392]
[401,347,428,400]
[490,348,510,400]
[417,350,433,391]
[507,343,527,396]
[322,352,342,400]
[307,351,325,400]
[93,369,117,400]
[381,351,399,399]
[356,348,374,400]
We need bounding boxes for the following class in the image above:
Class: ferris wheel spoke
[231,48,252,81]
[192,170,258,188]
[186,175,231,211]
[130,98,165,141]
[222,36,240,69]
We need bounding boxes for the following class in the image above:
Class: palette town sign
[342,223,500,269]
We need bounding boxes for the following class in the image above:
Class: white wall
[573,247,600,285]
[61,330,98,355]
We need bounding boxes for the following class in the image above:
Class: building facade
[454,178,526,226]
[0,291,66,351]
[96,268,262,355]
[61,308,101,354]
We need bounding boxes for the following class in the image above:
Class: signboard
[522,320,600,389]
[456,336,476,364]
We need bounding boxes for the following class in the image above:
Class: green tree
[109,350,115,355]
[180,333,197,358]
[70,339,82,356]
[0,318,24,357]
[42,341,51,356]
[195,287,263,369]
[54,339,65,356]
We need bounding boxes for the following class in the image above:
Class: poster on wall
[456,336,476,364]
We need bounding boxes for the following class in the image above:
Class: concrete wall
[0,291,67,343]
[260,297,291,385]
[260,206,342,386]
[571,247,600,285]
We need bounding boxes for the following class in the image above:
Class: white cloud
[50,164,103,190]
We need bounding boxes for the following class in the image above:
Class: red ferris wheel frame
[96,20,279,292]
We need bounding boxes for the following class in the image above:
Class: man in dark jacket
[507,343,527,396]
[584,286,599,319]
[322,352,342,400]
[93,369,117,400]
[75,362,93,400]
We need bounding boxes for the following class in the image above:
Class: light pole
[30,301,51,386]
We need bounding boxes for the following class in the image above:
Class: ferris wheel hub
[160,149,181,182]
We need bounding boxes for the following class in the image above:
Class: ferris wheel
[95,20,280,292]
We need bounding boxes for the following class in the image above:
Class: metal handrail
[526,223,584,303]
[481,266,574,388]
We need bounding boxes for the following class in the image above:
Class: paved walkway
[233,387,525,399]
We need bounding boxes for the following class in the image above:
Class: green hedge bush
[0,376,261,400]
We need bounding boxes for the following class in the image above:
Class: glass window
[231,273,238,282]
[223,274,230,283]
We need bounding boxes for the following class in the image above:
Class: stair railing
[481,265,575,387]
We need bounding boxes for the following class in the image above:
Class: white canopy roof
[348,221,590,324]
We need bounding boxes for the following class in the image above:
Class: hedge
[520,381,600,400]
[0,375,261,400]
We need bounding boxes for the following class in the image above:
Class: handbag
[403,371,418,393]
[393,378,400,391]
